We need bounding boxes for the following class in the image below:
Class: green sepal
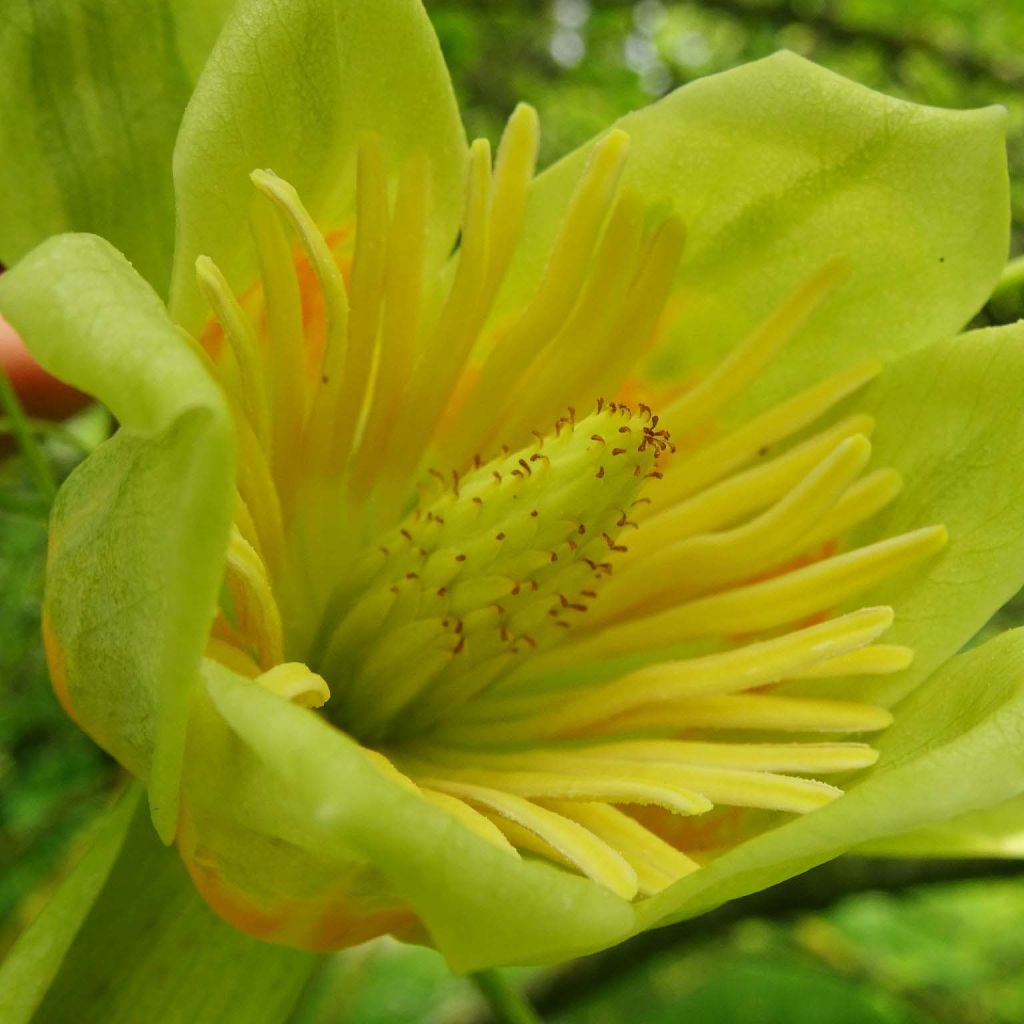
[0,786,318,1024]
[169,0,468,331]
[637,627,1024,931]
[0,234,236,842]
[0,0,233,294]
[202,664,635,970]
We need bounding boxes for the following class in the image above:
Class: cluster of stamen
[190,103,946,907]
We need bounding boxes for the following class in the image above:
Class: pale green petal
[204,665,635,970]
[504,51,1007,403]
[0,786,317,1024]
[0,0,232,294]
[0,234,235,842]
[835,323,1024,706]
[170,0,467,330]
[637,628,1024,931]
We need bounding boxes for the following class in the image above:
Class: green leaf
[169,0,467,331]
[0,787,141,1023]
[0,0,233,294]
[200,664,635,971]
[839,322,1024,707]
[637,628,1024,932]
[504,52,1007,406]
[0,234,236,843]
[0,786,318,1024]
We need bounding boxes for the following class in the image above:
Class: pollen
[194,103,946,904]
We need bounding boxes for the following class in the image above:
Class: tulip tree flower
[6,0,1024,1006]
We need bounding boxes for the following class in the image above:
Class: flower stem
[0,368,58,502]
[470,969,543,1024]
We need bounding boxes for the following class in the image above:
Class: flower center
[308,405,664,742]
[189,107,946,903]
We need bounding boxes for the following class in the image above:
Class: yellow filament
[564,739,879,773]
[409,759,714,816]
[584,213,686,404]
[443,129,632,464]
[250,169,350,377]
[496,188,648,441]
[350,151,432,498]
[250,169,352,490]
[663,260,849,437]
[794,468,903,552]
[232,411,285,578]
[233,493,264,562]
[419,788,520,856]
[594,434,873,621]
[481,102,541,309]
[657,359,882,508]
[329,134,390,474]
[222,526,284,669]
[377,140,494,500]
[413,748,839,814]
[423,780,640,898]
[552,525,945,665]
[633,414,875,552]
[792,643,914,678]
[249,187,307,495]
[443,607,894,741]
[638,694,894,733]
[543,800,699,894]
[195,255,271,448]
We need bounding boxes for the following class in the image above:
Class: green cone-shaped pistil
[317,406,666,741]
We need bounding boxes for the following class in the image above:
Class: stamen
[350,150,433,498]
[368,141,491,506]
[539,525,945,667]
[419,788,520,856]
[542,801,699,894]
[662,260,849,437]
[592,434,873,621]
[656,359,882,507]
[791,643,914,678]
[195,255,271,448]
[249,184,308,494]
[451,607,896,741]
[442,129,632,466]
[420,780,640,898]
[257,662,331,708]
[328,134,390,475]
[214,526,284,670]
[633,414,875,546]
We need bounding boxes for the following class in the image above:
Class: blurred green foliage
[4,1,1024,1019]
